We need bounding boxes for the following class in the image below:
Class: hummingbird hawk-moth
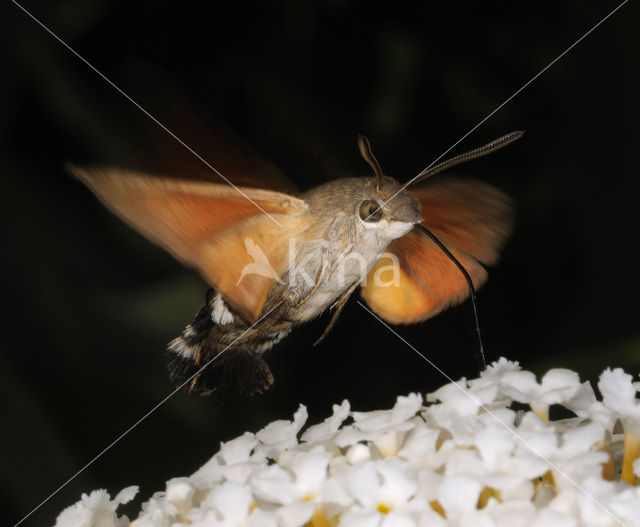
[70,130,519,395]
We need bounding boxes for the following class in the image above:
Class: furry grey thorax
[269,175,422,321]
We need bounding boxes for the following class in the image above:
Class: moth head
[357,135,422,238]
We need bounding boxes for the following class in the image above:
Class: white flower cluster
[55,359,640,527]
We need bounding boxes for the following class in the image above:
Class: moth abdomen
[166,289,287,395]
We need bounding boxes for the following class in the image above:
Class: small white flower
[426,379,488,447]
[254,404,308,459]
[300,400,350,443]
[218,432,260,465]
[469,357,522,408]
[436,475,483,519]
[475,421,513,464]
[599,368,640,427]
[336,394,422,457]
[274,501,316,527]
[346,458,418,514]
[132,494,177,527]
[564,381,616,432]
[427,378,478,416]
[191,432,264,488]
[164,477,194,516]
[289,445,333,499]
[557,422,605,458]
[537,369,582,404]
[190,480,252,526]
[251,446,331,507]
[352,393,422,433]
[499,368,582,422]
[346,443,372,464]
[251,464,297,504]
[55,486,138,527]
[599,368,640,485]
[397,423,440,468]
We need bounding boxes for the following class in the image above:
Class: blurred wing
[144,114,301,194]
[361,178,513,324]
[123,75,300,195]
[71,166,310,321]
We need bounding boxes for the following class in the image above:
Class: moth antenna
[358,134,384,192]
[414,223,486,371]
[410,130,524,185]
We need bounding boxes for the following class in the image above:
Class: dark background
[2,1,638,525]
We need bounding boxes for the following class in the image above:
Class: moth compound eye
[359,200,382,222]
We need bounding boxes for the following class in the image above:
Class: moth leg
[293,216,344,307]
[313,279,360,346]
[294,257,329,307]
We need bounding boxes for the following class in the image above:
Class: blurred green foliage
[2,0,638,525]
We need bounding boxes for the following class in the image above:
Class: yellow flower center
[477,486,502,509]
[306,504,334,527]
[429,500,446,518]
